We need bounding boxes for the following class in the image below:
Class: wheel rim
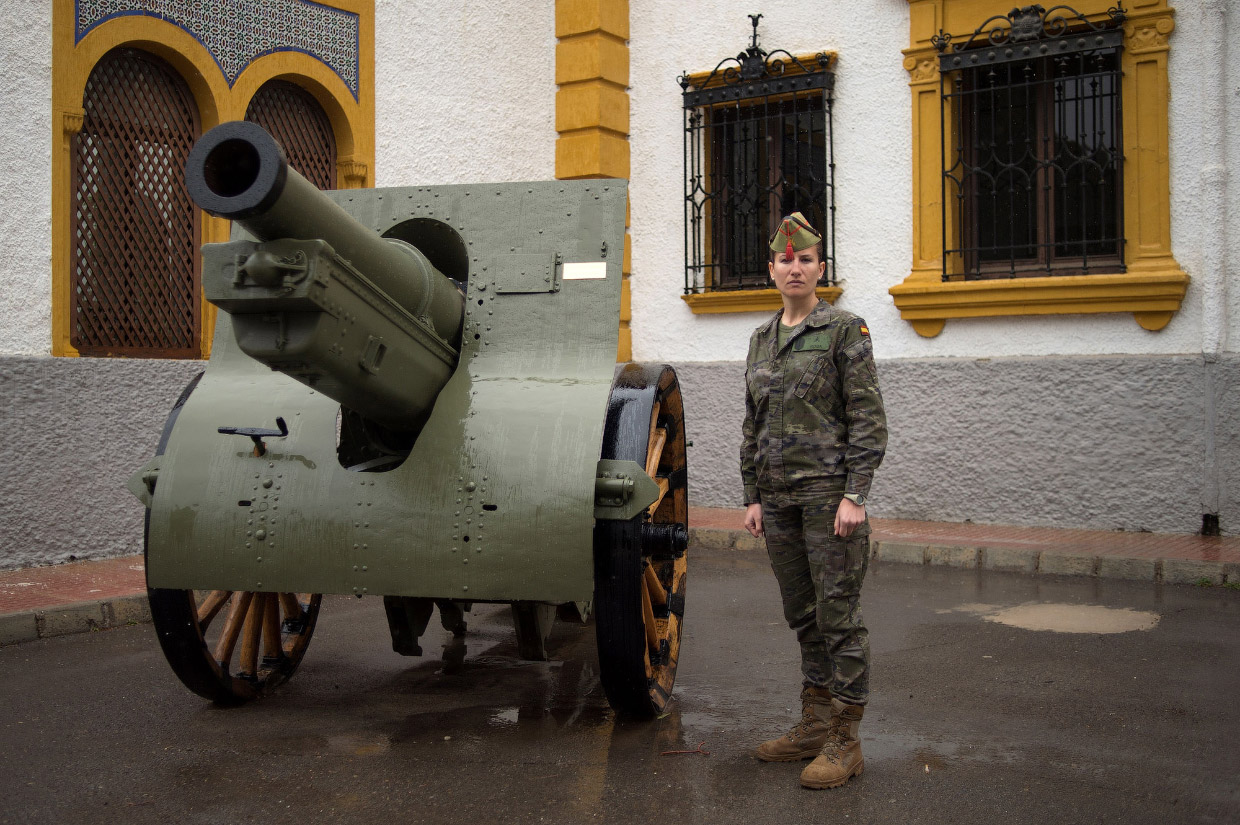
[149,587,321,704]
[595,364,688,717]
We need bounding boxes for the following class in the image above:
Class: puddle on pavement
[940,602,1159,633]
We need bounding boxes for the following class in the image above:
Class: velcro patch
[842,337,873,361]
[793,330,837,352]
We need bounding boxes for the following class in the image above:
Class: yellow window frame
[892,0,1188,337]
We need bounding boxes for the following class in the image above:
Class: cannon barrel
[185,122,465,432]
[186,121,464,345]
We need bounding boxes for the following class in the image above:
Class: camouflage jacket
[741,300,887,505]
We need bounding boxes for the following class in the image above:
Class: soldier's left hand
[835,498,866,538]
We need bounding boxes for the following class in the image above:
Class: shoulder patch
[859,324,870,337]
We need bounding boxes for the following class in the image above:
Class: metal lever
[218,417,288,456]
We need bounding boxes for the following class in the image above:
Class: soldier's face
[768,247,825,298]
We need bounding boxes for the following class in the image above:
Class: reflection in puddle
[943,602,1159,633]
[490,707,520,727]
[438,636,467,675]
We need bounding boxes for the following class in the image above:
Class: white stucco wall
[629,0,1228,363]
[0,0,53,357]
[373,0,557,187]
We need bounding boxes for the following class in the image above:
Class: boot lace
[819,717,851,759]
[788,712,818,741]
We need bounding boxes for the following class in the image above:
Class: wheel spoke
[239,595,263,677]
[645,426,667,478]
[213,591,252,667]
[646,477,670,517]
[641,577,659,654]
[278,592,301,622]
[261,593,281,659]
[643,563,668,606]
[196,589,232,630]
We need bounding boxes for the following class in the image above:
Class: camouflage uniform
[741,299,887,705]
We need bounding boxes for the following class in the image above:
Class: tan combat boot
[800,698,864,789]
[755,686,833,762]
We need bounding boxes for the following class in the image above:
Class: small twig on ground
[660,741,710,756]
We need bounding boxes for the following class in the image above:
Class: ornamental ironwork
[935,3,1128,280]
[679,15,836,294]
[933,4,1127,69]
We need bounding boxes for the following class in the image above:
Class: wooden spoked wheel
[595,363,689,718]
[144,372,323,705]
[148,587,321,705]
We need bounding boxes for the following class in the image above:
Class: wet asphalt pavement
[2,546,1239,825]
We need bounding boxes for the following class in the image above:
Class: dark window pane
[944,46,1124,279]
[688,93,832,292]
[245,80,336,190]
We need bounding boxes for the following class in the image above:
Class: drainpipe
[1198,0,1231,533]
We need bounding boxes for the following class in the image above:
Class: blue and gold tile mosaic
[76,0,360,98]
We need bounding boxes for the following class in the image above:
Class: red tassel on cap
[786,239,795,260]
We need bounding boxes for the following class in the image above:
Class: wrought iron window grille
[934,4,1127,281]
[70,48,201,358]
[680,15,836,295]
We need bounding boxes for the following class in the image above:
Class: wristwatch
[843,493,867,507]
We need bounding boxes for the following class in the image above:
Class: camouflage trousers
[762,496,871,705]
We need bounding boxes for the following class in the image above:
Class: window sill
[888,265,1190,337]
[681,286,843,315]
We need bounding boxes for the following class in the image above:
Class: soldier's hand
[744,503,764,538]
[835,498,866,538]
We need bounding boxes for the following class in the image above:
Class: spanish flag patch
[859,324,870,336]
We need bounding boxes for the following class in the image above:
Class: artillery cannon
[129,122,688,717]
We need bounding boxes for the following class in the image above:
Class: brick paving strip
[2,507,1238,646]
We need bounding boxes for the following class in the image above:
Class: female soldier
[740,212,887,789]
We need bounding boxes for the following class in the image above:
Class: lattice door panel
[71,48,200,358]
[246,80,336,190]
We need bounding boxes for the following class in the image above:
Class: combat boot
[800,698,864,788]
[755,686,833,762]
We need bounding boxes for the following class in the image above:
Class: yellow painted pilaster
[556,0,631,360]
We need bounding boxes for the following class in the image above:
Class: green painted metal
[142,180,628,604]
[201,237,458,431]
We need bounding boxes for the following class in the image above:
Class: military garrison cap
[769,212,823,260]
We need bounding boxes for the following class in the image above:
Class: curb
[0,594,152,646]
[4,528,1237,646]
[688,526,1240,587]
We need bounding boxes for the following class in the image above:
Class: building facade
[0,0,1235,569]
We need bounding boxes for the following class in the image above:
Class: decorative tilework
[76,0,360,98]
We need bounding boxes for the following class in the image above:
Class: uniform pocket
[793,354,829,399]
